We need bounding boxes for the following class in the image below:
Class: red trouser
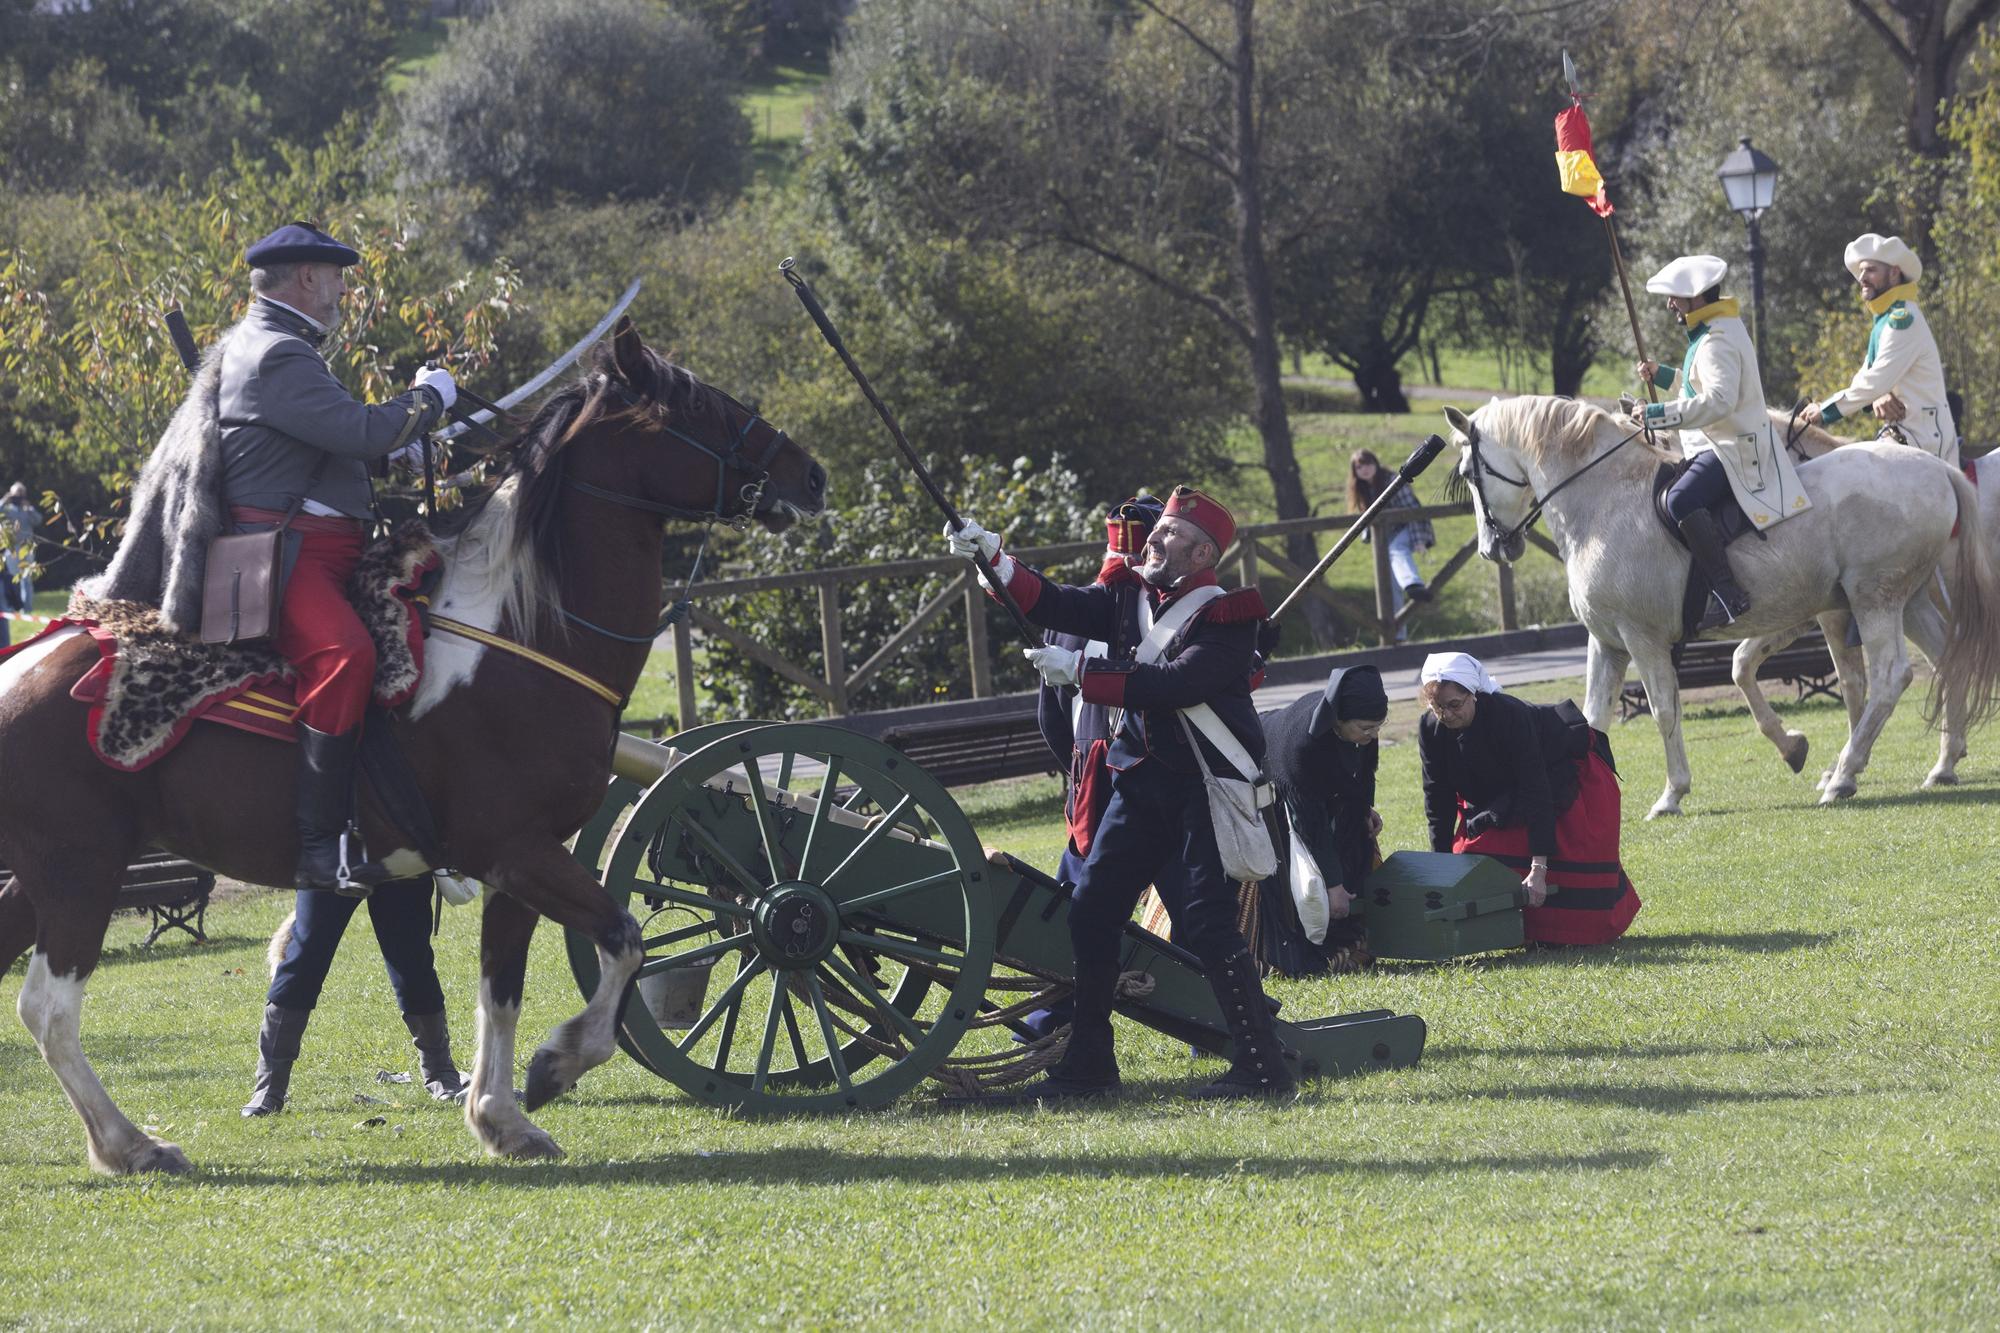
[271,520,374,734]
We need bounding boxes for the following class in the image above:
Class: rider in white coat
[1796,233,1957,466]
[1632,255,1810,632]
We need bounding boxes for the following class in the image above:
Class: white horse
[1443,396,2000,816]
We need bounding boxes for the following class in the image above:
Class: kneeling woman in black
[1417,652,1640,946]
[1252,666,1388,975]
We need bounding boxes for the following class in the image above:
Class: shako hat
[1105,494,1165,556]
[1644,254,1729,298]
[245,220,361,269]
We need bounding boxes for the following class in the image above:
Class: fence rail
[660,501,1562,728]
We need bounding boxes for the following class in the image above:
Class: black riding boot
[403,1010,471,1102]
[1019,955,1122,1101]
[294,724,381,895]
[1194,948,1297,1100]
[241,1003,310,1117]
[1679,510,1752,632]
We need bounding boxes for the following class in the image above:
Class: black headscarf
[1263,666,1383,808]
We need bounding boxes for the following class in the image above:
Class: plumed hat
[245,220,361,269]
[1105,495,1164,557]
[1161,485,1235,551]
[1844,232,1921,283]
[1644,254,1728,298]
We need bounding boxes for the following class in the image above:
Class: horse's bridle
[568,374,793,529]
[1457,414,1650,550]
[560,374,797,644]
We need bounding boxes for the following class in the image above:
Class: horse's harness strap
[426,613,626,708]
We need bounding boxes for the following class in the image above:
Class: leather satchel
[198,455,328,646]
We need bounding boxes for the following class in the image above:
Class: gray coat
[220,299,443,516]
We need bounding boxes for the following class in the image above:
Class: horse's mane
[429,341,707,638]
[1475,395,1617,464]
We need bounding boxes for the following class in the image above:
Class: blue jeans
[1386,527,1425,642]
[267,879,447,1015]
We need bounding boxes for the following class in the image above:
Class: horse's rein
[422,609,627,708]
[1465,417,1652,548]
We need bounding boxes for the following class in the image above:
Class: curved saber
[437,277,642,440]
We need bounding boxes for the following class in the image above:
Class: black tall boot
[403,1010,471,1102]
[1016,955,1122,1101]
[294,724,381,895]
[1194,948,1297,1100]
[241,1003,310,1117]
[1678,510,1752,632]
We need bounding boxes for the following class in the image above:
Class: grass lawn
[3,686,1994,1326]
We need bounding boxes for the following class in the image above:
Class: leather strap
[425,614,625,707]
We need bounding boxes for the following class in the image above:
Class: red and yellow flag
[1554,102,1614,217]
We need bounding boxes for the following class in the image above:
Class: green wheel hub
[751,882,840,969]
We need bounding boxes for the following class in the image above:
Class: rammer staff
[779,256,1039,648]
[1269,434,1447,625]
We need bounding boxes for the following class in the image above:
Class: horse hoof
[521,1050,574,1113]
[1815,769,1835,791]
[1819,781,1858,804]
[1922,772,1958,788]
[499,1128,565,1161]
[126,1138,193,1176]
[1645,801,1682,820]
[1780,734,1809,774]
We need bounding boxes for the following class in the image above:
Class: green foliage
[0,135,519,557]
[700,452,1101,718]
[1930,29,2000,440]
[391,0,752,212]
[0,0,429,191]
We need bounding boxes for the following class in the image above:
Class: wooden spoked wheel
[566,723,997,1112]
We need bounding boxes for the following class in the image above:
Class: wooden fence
[655,502,1564,728]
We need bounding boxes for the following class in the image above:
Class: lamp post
[1716,136,1779,364]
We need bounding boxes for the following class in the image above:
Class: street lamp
[1716,136,1779,364]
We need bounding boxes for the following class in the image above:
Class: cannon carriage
[561,723,1524,1112]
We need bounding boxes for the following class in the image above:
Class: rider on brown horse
[82,221,454,894]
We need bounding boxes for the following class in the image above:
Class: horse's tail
[267,911,296,978]
[1931,467,2000,731]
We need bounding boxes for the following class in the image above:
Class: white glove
[413,365,457,411]
[1024,645,1082,687]
[945,518,1001,562]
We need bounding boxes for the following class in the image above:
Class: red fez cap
[1162,484,1235,551]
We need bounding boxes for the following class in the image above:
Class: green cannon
[563,723,1514,1112]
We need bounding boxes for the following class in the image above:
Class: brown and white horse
[0,318,826,1171]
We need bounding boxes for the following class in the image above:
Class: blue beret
[244,221,360,269]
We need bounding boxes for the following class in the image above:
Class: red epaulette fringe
[1199,586,1268,624]
[1095,556,1140,586]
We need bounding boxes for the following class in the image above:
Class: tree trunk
[1550,275,1598,398]
[1351,354,1411,413]
[1227,0,1334,642]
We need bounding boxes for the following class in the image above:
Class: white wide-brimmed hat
[1644,255,1729,298]
[1844,232,1921,283]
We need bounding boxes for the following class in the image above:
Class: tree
[1843,0,2000,256]
[393,0,752,216]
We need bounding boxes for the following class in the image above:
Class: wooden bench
[877,709,1057,787]
[0,850,217,947]
[1620,629,1842,720]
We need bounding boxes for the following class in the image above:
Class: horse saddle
[1650,461,1764,645]
[41,523,441,772]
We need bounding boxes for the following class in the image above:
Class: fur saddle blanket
[0,523,440,771]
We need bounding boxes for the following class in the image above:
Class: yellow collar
[1865,282,1919,316]
[1684,298,1739,328]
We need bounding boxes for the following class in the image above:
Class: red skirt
[1452,749,1641,945]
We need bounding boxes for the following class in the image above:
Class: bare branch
[1048,189,1252,344]
[1133,0,1237,73]
[1845,0,1915,66]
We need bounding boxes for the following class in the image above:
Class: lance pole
[1270,434,1447,624]
[1605,216,1658,404]
[780,257,1039,647]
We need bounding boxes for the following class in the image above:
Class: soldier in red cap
[948,485,1294,1100]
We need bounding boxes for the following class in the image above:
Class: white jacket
[1643,304,1811,529]
[1811,285,1957,466]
